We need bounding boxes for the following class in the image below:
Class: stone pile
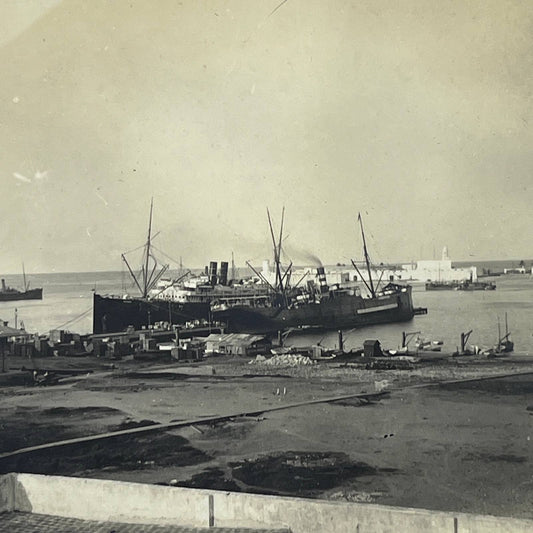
[249,353,316,367]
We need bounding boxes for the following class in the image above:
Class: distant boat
[456,280,496,291]
[495,313,514,354]
[0,265,43,302]
[426,280,496,291]
[425,281,461,291]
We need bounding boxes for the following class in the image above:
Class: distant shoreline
[1,258,532,277]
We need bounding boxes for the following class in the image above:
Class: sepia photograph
[0,1,532,531]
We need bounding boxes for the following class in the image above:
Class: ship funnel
[1,279,5,291]
[209,261,218,286]
[316,267,329,294]
[219,261,229,286]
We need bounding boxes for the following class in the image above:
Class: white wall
[2,473,533,533]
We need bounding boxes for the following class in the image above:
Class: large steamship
[92,202,268,334]
[92,261,268,334]
[211,211,420,334]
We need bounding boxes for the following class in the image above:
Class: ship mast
[142,198,154,298]
[22,263,28,292]
[266,207,288,307]
[121,198,169,298]
[358,213,376,298]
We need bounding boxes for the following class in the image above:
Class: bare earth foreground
[0,354,532,521]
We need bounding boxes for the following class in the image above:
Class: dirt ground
[0,353,532,520]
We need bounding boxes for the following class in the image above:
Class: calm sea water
[0,270,532,355]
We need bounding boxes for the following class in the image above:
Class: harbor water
[0,271,532,355]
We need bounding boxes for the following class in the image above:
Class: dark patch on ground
[121,372,194,381]
[174,467,242,492]
[0,419,77,454]
[230,451,376,496]
[114,418,158,430]
[0,372,34,387]
[242,374,293,379]
[440,377,533,395]
[120,372,227,382]
[75,383,155,392]
[464,452,528,464]
[40,406,121,418]
[0,406,131,453]
[333,397,375,407]
[0,432,210,476]
[196,418,256,441]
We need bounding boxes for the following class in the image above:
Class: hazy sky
[1,0,532,273]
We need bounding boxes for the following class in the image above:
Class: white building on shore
[399,247,477,282]
[261,247,477,291]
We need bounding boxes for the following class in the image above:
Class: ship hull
[213,286,415,334]
[93,293,210,334]
[456,282,496,291]
[425,282,459,291]
[0,288,43,302]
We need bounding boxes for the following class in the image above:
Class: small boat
[0,265,42,302]
[494,313,514,355]
[456,280,496,291]
[425,281,461,291]
[425,280,496,291]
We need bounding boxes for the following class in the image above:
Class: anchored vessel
[93,277,269,334]
[92,201,268,334]
[495,313,513,354]
[0,266,42,302]
[426,280,496,291]
[456,280,496,291]
[212,212,419,334]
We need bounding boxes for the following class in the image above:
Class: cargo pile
[249,353,316,367]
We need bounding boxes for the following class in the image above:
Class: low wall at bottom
[1,473,210,527]
[1,473,532,533]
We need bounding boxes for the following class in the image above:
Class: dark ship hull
[93,293,209,334]
[426,281,496,291]
[0,287,43,302]
[456,281,496,291]
[212,285,415,334]
[425,282,460,290]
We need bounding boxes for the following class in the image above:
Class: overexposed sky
[1,0,532,273]
[0,0,61,46]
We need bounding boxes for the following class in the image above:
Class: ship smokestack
[209,261,218,286]
[1,279,5,292]
[219,261,229,286]
[316,267,329,294]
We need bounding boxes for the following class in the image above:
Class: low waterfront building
[204,333,271,356]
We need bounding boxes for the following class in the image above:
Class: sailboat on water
[0,264,43,302]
